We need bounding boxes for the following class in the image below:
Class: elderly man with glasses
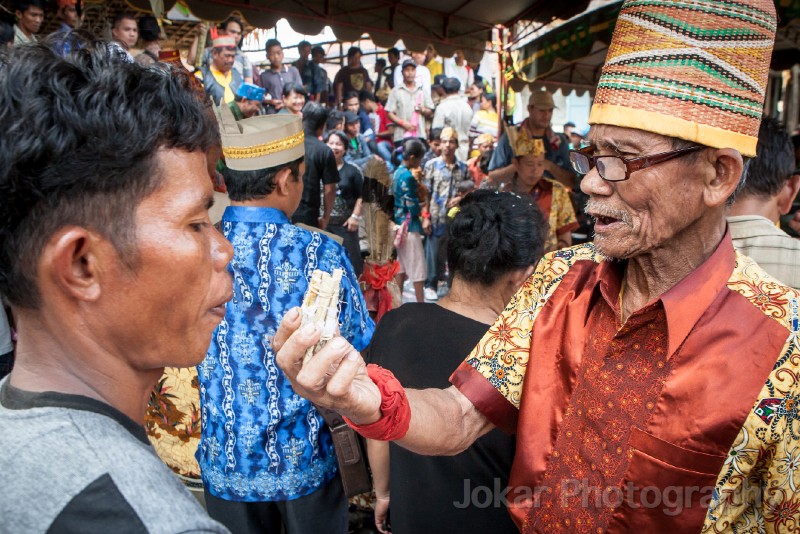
[270,1,800,532]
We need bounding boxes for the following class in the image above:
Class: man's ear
[274,166,294,196]
[703,148,743,209]
[39,227,107,303]
[777,174,800,216]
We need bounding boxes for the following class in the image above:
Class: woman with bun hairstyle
[364,190,547,534]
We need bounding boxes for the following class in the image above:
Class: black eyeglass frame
[569,144,705,182]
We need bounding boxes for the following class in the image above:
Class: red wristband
[344,364,411,441]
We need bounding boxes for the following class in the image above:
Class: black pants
[204,476,348,534]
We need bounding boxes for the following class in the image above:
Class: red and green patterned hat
[589,0,776,157]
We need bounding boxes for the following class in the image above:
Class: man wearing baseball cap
[488,89,576,189]
[272,1,799,532]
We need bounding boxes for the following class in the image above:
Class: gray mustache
[584,201,630,225]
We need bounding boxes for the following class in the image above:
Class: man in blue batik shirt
[197,107,374,534]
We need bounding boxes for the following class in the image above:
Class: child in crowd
[393,138,429,302]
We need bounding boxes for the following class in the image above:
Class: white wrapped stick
[300,268,344,364]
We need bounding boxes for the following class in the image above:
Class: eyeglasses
[569,144,704,182]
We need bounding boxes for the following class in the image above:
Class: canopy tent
[117,0,593,62]
[509,0,800,94]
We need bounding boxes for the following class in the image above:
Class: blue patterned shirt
[197,207,374,502]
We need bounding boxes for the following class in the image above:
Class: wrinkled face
[580,124,707,260]
[528,105,553,131]
[112,17,138,49]
[283,90,306,115]
[441,137,457,159]
[514,155,545,190]
[430,139,442,156]
[223,21,243,47]
[267,45,284,68]
[345,120,359,138]
[102,149,233,369]
[16,6,44,34]
[344,97,359,114]
[327,135,346,160]
[402,65,416,84]
[212,47,236,72]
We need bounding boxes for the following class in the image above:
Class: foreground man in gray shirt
[0,44,233,533]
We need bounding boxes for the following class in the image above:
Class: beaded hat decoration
[217,104,305,171]
[588,0,776,157]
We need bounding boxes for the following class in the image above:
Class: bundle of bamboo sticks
[300,269,344,364]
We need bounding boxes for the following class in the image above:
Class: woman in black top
[364,190,547,534]
[325,130,364,276]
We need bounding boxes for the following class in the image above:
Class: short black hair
[223,157,303,202]
[343,91,359,103]
[13,0,43,13]
[740,117,795,198]
[221,15,244,33]
[326,110,344,131]
[265,38,282,52]
[388,47,400,58]
[358,90,375,103]
[298,40,311,49]
[311,45,325,56]
[482,92,497,108]
[448,190,546,286]
[442,77,460,95]
[0,20,13,47]
[0,44,219,308]
[563,122,576,129]
[324,129,349,148]
[402,138,426,160]
[347,46,362,58]
[112,11,136,28]
[282,81,307,97]
[429,128,443,142]
[137,16,160,43]
[302,101,329,133]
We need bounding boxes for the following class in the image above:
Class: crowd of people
[3,0,800,533]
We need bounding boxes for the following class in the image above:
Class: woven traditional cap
[212,35,237,48]
[217,105,305,171]
[589,0,776,157]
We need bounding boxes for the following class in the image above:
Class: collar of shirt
[592,228,736,359]
[223,206,290,224]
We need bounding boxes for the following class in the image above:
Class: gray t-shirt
[0,380,229,533]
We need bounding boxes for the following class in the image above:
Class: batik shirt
[450,232,800,533]
[197,207,374,502]
[423,156,469,236]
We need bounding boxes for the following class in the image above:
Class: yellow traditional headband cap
[440,127,458,142]
[217,104,305,171]
[506,124,544,158]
